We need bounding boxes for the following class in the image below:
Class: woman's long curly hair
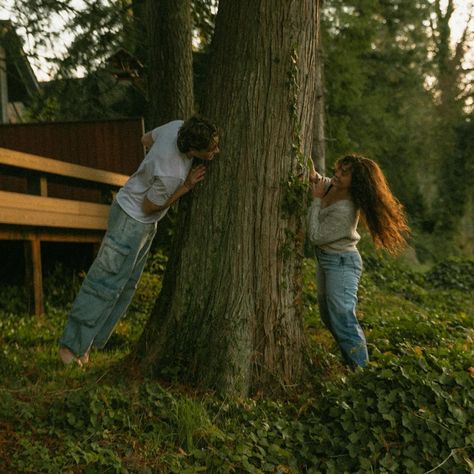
[336,154,410,254]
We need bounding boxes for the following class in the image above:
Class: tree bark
[136,0,318,396]
[146,0,194,126]
[312,0,326,175]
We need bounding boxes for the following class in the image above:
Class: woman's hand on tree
[311,179,326,198]
[309,160,322,183]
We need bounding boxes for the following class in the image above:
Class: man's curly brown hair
[177,115,220,153]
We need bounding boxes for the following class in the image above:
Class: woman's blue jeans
[59,201,157,357]
[315,248,368,368]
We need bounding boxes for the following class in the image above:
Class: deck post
[30,236,44,317]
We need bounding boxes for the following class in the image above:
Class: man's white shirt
[116,120,193,223]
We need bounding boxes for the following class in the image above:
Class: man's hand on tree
[184,165,207,189]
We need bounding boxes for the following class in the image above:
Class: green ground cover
[0,254,473,473]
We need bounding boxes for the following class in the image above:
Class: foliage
[0,254,473,472]
[321,0,473,257]
[43,263,84,310]
[26,72,147,122]
[7,0,217,122]
[426,257,474,291]
[433,113,474,244]
[0,285,30,314]
[323,0,435,209]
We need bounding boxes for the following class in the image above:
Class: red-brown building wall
[0,118,144,202]
[0,118,144,173]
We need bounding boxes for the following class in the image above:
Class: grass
[0,253,473,473]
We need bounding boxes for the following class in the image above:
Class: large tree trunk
[146,0,194,126]
[135,0,318,396]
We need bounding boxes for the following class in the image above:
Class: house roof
[106,48,143,81]
[0,19,40,101]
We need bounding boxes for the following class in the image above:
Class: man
[59,115,220,366]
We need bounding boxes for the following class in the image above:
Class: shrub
[43,262,84,310]
[0,285,30,314]
[426,257,474,291]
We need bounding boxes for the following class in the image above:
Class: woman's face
[331,163,352,190]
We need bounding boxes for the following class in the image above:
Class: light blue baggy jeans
[59,200,157,357]
[315,248,369,368]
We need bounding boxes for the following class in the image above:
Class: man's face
[190,138,220,161]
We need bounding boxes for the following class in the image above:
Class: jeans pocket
[70,279,117,327]
[97,236,131,275]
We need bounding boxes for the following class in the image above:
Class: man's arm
[143,183,190,213]
[141,131,154,149]
[142,165,207,214]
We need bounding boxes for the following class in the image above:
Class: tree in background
[322,0,434,200]
[7,0,147,121]
[5,0,215,122]
[135,0,318,396]
[452,112,474,254]
[145,0,194,126]
[321,0,473,259]
[312,0,327,175]
[429,0,474,253]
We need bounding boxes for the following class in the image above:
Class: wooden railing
[0,147,129,316]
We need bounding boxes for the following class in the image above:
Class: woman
[308,154,409,368]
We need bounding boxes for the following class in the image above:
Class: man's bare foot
[79,349,90,365]
[59,346,82,366]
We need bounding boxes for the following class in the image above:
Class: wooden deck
[0,146,130,316]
